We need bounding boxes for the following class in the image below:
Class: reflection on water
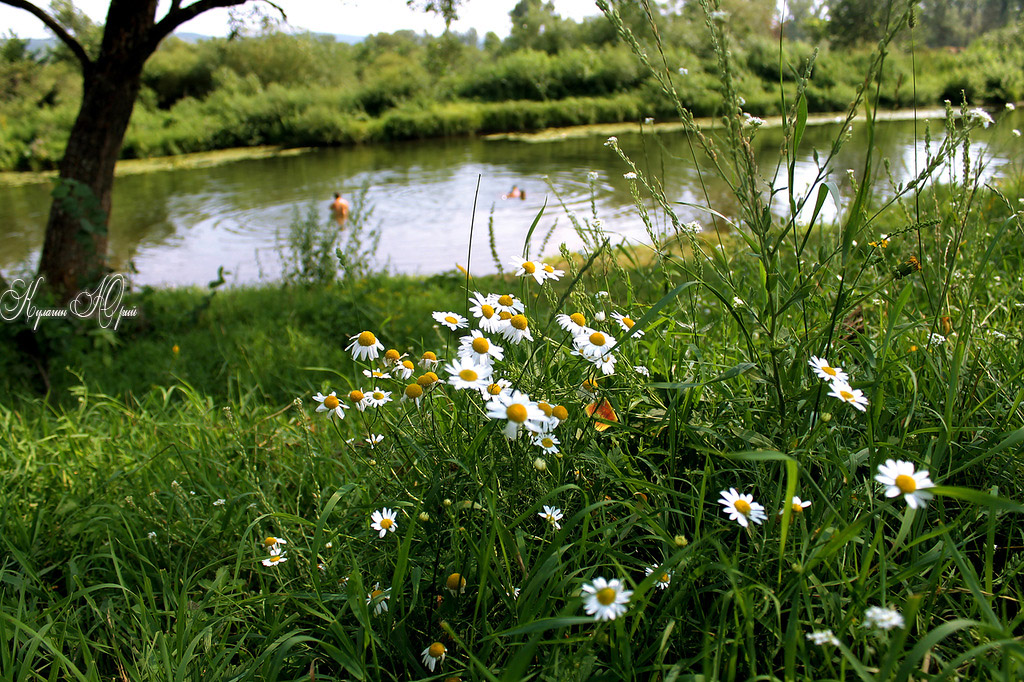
[1,110,1020,287]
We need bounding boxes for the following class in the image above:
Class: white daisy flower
[421,642,446,672]
[458,330,504,365]
[573,329,616,359]
[718,488,767,528]
[556,312,590,336]
[393,359,415,380]
[499,314,534,344]
[418,351,440,369]
[364,387,392,408]
[581,576,631,621]
[262,536,287,551]
[370,508,398,538]
[485,390,546,439]
[366,433,384,448]
[875,459,934,509]
[445,572,467,596]
[863,605,904,630]
[533,434,560,454]
[806,630,840,646]
[262,548,287,567]
[808,356,849,383]
[433,311,468,331]
[779,496,812,515]
[444,356,493,392]
[402,382,424,407]
[366,583,391,615]
[611,312,644,337]
[381,348,405,366]
[347,388,370,411]
[511,257,546,284]
[827,381,869,411]
[644,565,672,590]
[313,391,348,419]
[480,378,512,401]
[589,352,617,376]
[508,587,521,599]
[538,505,563,529]
[540,262,564,281]
[492,293,525,316]
[346,331,384,362]
[362,368,391,381]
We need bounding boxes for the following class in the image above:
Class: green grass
[3,2,1024,680]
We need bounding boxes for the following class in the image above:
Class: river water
[1,109,1020,287]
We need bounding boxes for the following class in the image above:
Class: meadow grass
[3,1,1024,680]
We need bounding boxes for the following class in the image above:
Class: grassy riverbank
[2,17,1024,171]
[3,5,1024,680]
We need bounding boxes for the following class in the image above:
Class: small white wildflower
[928,332,946,347]
[147,531,157,540]
[633,365,650,377]
[863,605,904,631]
[678,66,689,75]
[806,630,840,646]
[1007,102,1016,111]
[624,171,638,180]
[604,136,618,147]
[587,171,599,180]
[1013,129,1021,137]
[968,108,994,127]
[213,498,226,506]
[643,117,654,124]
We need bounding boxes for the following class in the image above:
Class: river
[1,109,1020,287]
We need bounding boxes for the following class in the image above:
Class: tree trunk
[36,0,157,303]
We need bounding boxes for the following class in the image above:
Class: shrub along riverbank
[2,18,1024,171]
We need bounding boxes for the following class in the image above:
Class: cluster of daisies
[809,355,869,412]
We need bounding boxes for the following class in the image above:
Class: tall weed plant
[3,0,1024,680]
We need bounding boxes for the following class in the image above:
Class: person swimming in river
[331,192,350,226]
[502,185,526,200]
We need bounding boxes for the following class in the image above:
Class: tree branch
[149,0,285,49]
[0,0,91,69]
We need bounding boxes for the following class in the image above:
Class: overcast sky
[1,0,605,39]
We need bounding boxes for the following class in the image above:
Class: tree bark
[37,0,159,303]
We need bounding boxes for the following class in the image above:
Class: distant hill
[19,31,364,55]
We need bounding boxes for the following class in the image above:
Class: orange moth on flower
[584,399,618,431]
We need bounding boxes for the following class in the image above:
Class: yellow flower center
[487,383,503,395]
[268,555,282,563]
[791,503,805,514]
[538,402,553,417]
[384,349,400,361]
[459,369,479,382]
[522,261,536,273]
[840,390,854,401]
[416,374,434,387]
[379,518,393,529]
[472,338,489,353]
[621,317,634,328]
[263,537,278,546]
[570,313,586,326]
[589,332,606,346]
[734,499,752,515]
[349,390,364,402]
[324,395,339,409]
[446,573,465,591]
[428,642,446,658]
[543,264,554,273]
[405,384,423,399]
[552,405,568,420]
[895,474,917,493]
[371,589,383,599]
[596,587,617,606]
[499,311,512,320]
[481,304,495,318]
[400,360,413,370]
[498,295,514,307]
[358,331,377,347]
[822,365,837,377]
[444,315,458,325]
[510,314,528,330]
[541,438,554,448]
[658,573,670,583]
[373,391,385,400]
[422,351,437,361]
[506,404,528,423]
